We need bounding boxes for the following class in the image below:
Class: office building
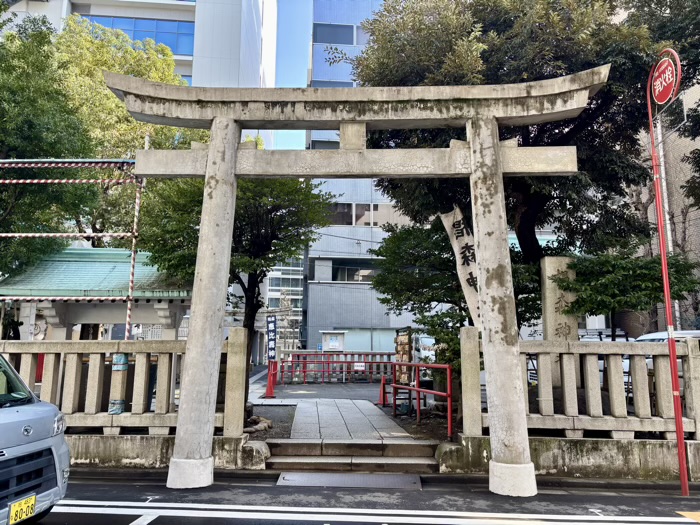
[7,0,277,93]
[298,0,418,352]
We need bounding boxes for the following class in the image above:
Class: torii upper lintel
[104,64,610,130]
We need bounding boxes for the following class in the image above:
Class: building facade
[297,0,419,352]
[7,0,277,93]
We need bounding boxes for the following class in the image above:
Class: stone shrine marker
[106,64,610,497]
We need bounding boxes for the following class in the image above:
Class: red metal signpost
[646,48,689,496]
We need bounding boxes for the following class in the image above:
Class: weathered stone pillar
[541,256,578,383]
[460,327,482,436]
[167,117,241,489]
[224,328,248,438]
[468,117,536,497]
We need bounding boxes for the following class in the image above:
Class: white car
[635,330,700,343]
[0,355,70,525]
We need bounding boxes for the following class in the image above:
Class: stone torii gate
[105,64,610,497]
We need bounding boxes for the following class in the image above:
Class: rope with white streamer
[0,232,132,239]
[0,159,134,169]
[125,177,145,340]
[0,178,133,185]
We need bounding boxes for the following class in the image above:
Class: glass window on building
[329,203,353,226]
[181,75,192,86]
[86,16,195,56]
[311,140,340,150]
[332,261,377,283]
[372,203,412,227]
[356,27,370,46]
[313,23,354,45]
[268,298,281,308]
[311,80,354,88]
[354,203,372,226]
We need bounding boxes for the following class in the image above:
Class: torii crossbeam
[105,64,610,497]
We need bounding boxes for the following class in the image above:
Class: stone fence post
[224,328,248,438]
[460,327,482,436]
[684,338,700,440]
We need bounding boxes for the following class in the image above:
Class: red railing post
[447,365,453,438]
[262,361,276,398]
[392,363,397,417]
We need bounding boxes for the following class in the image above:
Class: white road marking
[54,499,695,524]
[52,506,528,524]
[129,516,158,525]
[590,510,605,517]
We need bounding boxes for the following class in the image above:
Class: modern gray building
[300,0,415,352]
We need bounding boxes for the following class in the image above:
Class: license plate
[9,495,36,525]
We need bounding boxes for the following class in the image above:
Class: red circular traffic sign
[652,57,677,105]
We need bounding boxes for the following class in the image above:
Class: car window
[0,356,34,408]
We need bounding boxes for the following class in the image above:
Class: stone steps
[267,438,440,457]
[267,455,439,473]
[265,438,440,473]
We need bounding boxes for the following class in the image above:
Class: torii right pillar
[468,117,535,496]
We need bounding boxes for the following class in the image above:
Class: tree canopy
[53,15,205,243]
[369,220,549,366]
[0,9,94,276]
[335,0,669,263]
[139,138,334,366]
[551,253,699,339]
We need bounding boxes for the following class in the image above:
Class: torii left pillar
[167,117,240,488]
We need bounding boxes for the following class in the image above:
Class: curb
[71,467,700,493]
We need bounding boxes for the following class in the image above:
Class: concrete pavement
[290,400,410,440]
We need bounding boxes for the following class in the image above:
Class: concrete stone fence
[1,337,246,437]
[460,329,700,440]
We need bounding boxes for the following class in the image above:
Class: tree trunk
[242,272,261,410]
[610,309,617,341]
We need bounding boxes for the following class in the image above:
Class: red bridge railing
[277,352,394,384]
[382,362,453,438]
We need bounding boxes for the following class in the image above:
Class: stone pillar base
[167,456,213,489]
[489,460,537,497]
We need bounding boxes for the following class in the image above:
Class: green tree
[53,15,205,243]
[0,9,94,277]
[332,0,662,268]
[369,220,547,367]
[551,253,700,340]
[139,138,334,397]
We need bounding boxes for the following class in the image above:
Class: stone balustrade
[1,333,247,438]
[461,327,700,440]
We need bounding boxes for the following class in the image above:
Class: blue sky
[273,0,313,150]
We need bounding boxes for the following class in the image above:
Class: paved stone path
[290,399,411,440]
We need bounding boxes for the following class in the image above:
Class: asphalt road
[34,473,700,525]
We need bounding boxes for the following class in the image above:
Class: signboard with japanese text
[266,315,277,360]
